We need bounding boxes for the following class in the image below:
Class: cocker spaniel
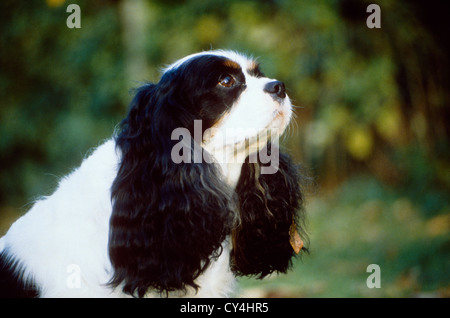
[0,50,307,298]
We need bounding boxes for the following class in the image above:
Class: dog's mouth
[232,114,288,157]
[263,100,291,135]
[202,98,292,160]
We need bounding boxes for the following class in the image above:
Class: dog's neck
[204,140,258,189]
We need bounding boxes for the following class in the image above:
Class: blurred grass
[238,175,450,298]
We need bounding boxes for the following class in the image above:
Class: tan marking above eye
[223,60,241,70]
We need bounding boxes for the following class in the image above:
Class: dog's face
[164,50,292,160]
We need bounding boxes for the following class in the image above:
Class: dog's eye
[218,74,236,88]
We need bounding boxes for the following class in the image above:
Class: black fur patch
[0,251,39,298]
[231,147,309,278]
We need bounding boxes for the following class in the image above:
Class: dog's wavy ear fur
[231,145,309,278]
[108,81,235,297]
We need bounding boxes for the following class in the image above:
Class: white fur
[0,50,291,297]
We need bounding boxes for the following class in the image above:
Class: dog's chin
[204,100,291,158]
[249,100,292,147]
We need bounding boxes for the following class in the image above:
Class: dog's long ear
[108,82,235,297]
[231,144,309,278]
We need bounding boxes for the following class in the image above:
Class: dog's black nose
[264,81,286,99]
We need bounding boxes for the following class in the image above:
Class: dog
[0,50,307,297]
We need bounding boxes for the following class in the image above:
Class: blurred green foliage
[240,175,449,297]
[0,0,448,296]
